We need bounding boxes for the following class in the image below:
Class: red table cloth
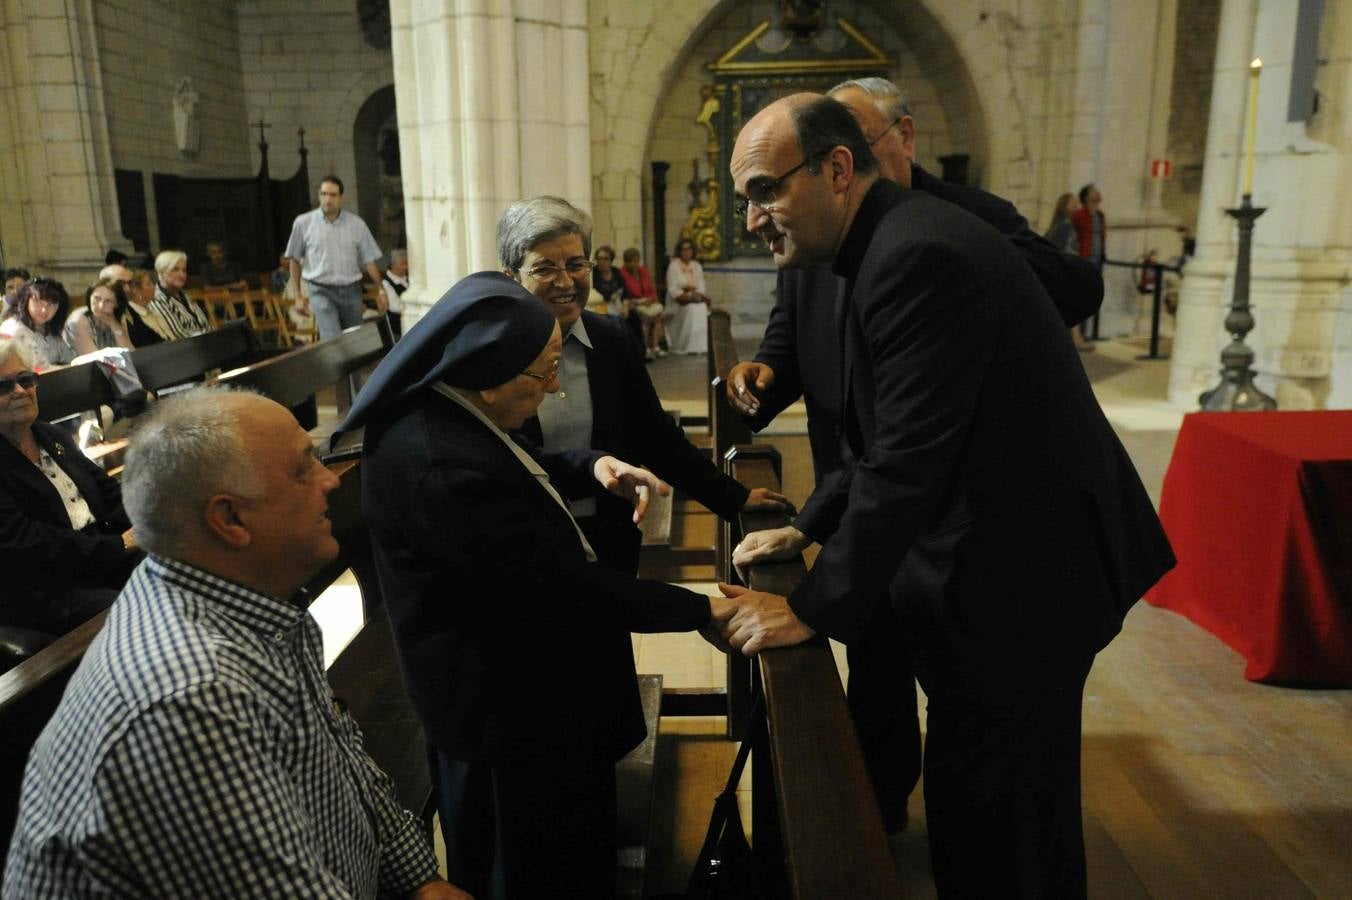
[1146,411,1352,685]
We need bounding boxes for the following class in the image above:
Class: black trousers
[907,624,1096,900]
[846,603,922,834]
[434,750,619,899]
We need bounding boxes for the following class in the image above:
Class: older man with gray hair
[3,386,469,900]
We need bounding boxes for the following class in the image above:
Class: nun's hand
[594,456,671,524]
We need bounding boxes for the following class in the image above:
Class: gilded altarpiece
[681,16,893,260]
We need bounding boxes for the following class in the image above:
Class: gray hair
[828,76,912,122]
[0,338,35,370]
[496,196,593,271]
[154,249,188,280]
[122,385,262,558]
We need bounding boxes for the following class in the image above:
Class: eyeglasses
[521,260,593,284]
[868,118,902,147]
[734,158,813,219]
[520,359,561,382]
[28,297,58,309]
[0,372,38,394]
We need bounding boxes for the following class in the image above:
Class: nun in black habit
[338,272,732,899]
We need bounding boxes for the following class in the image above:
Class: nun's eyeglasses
[521,359,562,381]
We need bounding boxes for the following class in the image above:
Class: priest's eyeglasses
[734,158,813,219]
[523,260,593,284]
[521,359,562,381]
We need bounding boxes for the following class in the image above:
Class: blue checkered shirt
[3,556,439,899]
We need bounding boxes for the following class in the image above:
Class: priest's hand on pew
[732,526,811,574]
[409,877,474,899]
[741,487,793,515]
[727,361,775,416]
[594,455,671,524]
[700,595,738,654]
[716,583,815,656]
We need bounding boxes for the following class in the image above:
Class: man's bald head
[731,94,879,268]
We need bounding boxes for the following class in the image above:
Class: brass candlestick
[1199,194,1277,411]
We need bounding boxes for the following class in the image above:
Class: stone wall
[641,0,955,268]
[237,0,395,258]
[92,0,252,253]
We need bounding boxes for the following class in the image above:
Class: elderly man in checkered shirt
[3,386,470,900]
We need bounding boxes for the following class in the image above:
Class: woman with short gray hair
[500,195,789,577]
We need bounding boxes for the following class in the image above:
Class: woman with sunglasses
[0,340,141,635]
[0,278,76,370]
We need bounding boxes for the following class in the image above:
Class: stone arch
[326,69,400,218]
[352,84,402,253]
[588,0,1000,251]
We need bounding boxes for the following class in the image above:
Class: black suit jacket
[362,392,711,764]
[0,422,139,621]
[790,180,1173,676]
[518,311,748,572]
[751,167,1105,540]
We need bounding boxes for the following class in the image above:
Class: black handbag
[685,693,769,899]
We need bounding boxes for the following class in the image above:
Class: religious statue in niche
[173,77,200,157]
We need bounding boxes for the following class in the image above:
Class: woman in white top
[663,239,710,355]
[64,278,136,356]
[0,277,76,370]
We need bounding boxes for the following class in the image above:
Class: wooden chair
[243,290,292,349]
[279,296,318,344]
[201,288,245,327]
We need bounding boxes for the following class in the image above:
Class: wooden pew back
[727,450,903,899]
[130,320,260,393]
[211,317,391,410]
[35,363,115,423]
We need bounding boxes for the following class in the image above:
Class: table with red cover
[1146,411,1352,685]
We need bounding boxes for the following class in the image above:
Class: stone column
[1168,0,1352,409]
[1068,0,1184,337]
[0,0,130,283]
[389,0,591,326]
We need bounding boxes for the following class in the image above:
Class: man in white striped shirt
[3,386,467,900]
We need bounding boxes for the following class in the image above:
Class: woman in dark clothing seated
[0,340,141,633]
[498,196,789,576]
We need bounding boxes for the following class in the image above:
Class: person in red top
[1070,184,1106,263]
[618,247,664,360]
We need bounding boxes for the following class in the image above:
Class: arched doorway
[353,85,404,254]
[634,0,989,331]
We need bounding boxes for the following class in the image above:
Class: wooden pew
[35,362,116,424]
[688,311,902,894]
[36,320,263,424]
[129,319,261,393]
[726,449,903,899]
[210,317,392,436]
